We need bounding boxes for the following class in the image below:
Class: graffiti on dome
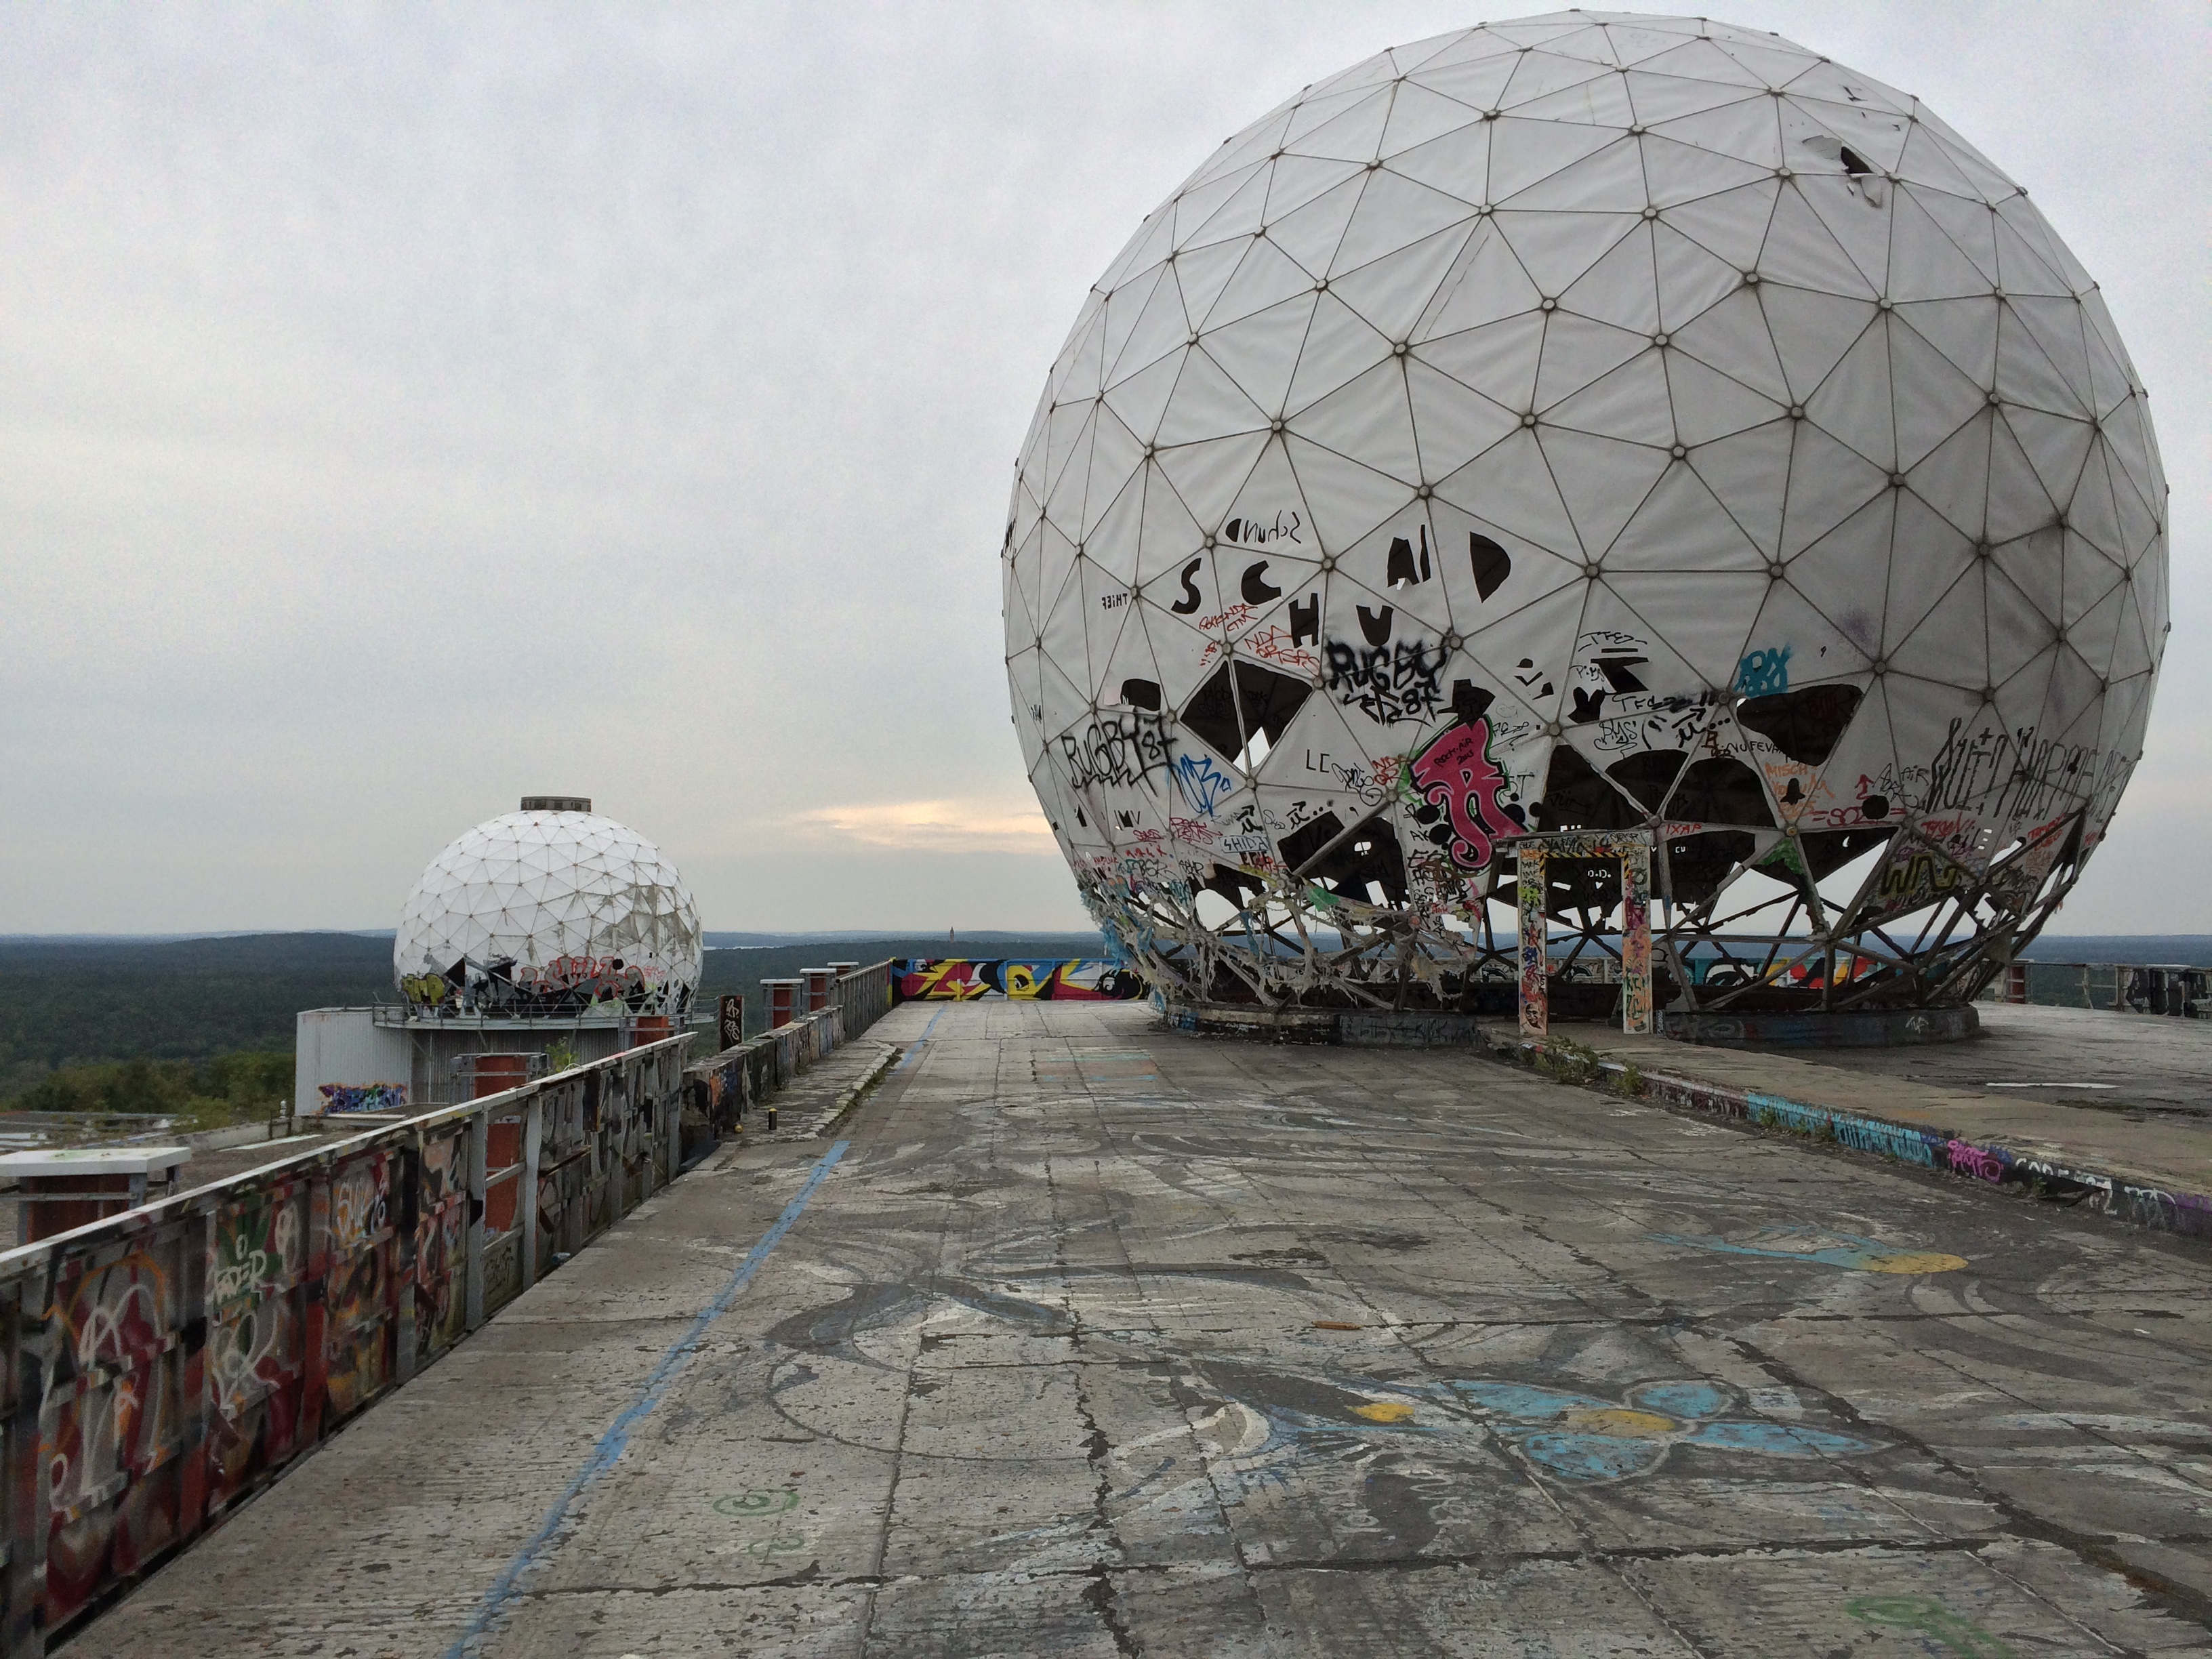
[1324,636,1447,726]
[1927,715,2122,829]
[1407,717,1518,874]
[1200,621,1318,674]
[1734,645,1792,697]
[1859,834,1974,924]
[403,954,687,1017]
[1174,754,1236,816]
[1300,748,1389,808]
[1221,511,1305,548]
[1060,711,1175,792]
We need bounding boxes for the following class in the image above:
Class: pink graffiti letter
[1410,718,1513,871]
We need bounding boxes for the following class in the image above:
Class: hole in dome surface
[1735,684,1864,764]
[1540,856,1622,920]
[1797,825,1897,882]
[1282,811,1410,906]
[1120,678,1163,711]
[1669,757,1776,827]
[1182,661,1313,764]
[1607,750,1687,812]
[1538,744,1643,832]
[1662,830,1759,906]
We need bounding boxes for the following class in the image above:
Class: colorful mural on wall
[316,1083,408,1114]
[892,960,1145,1002]
[5,1038,696,1645]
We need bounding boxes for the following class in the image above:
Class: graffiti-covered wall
[0,1036,693,1652]
[893,960,1145,1002]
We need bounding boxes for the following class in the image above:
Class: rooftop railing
[1986,961,2211,1018]
[0,1033,693,1654]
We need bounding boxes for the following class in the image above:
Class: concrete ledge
[1498,1032,2212,1244]
[1160,1003,1342,1043]
[1340,1010,1488,1048]
[1662,1004,1981,1047]
[1161,1003,1489,1047]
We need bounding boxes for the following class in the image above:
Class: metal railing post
[520,1095,543,1292]
[659,1070,676,1185]
[465,1107,488,1332]
[2,1266,52,1658]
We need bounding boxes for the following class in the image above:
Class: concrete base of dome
[1660,1004,1981,1048]
[1158,1002,1487,1047]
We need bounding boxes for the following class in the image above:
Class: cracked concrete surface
[62,1002,2212,1656]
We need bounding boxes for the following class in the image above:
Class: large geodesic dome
[1003,12,2167,1020]
[394,800,703,1018]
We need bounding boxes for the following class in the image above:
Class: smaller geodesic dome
[393,799,703,1017]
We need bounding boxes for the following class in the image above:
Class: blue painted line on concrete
[894,1006,946,1071]
[446,1139,852,1656]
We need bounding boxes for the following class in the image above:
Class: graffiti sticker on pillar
[1408,716,1517,873]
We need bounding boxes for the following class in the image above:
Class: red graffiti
[1410,717,1514,872]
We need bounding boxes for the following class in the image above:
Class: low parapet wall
[0,961,897,1655]
[1501,1033,2212,1244]
[0,1033,691,1654]
[684,960,895,1142]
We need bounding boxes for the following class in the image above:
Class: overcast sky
[1,1,2203,935]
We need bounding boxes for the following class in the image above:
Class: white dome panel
[1004,12,2168,1017]
[394,807,702,1018]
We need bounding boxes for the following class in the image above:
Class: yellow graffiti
[1862,1250,1969,1274]
[1352,1401,1415,1423]
[1560,1407,1679,1437]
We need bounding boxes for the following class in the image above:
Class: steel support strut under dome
[1001,11,2168,1031]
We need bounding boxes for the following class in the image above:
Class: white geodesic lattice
[1003,11,2168,1015]
[393,809,703,1016]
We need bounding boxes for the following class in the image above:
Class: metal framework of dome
[1002,11,2167,1020]
[394,802,703,1019]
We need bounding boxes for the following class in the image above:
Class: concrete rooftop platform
[1545,1003,2211,1214]
[1767,1000,2212,1124]
[63,1002,2212,1657]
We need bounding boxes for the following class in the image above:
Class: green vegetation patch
[9,1051,293,1133]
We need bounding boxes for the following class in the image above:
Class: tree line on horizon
[0,930,1111,1103]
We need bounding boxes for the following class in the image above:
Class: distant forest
[0,931,1107,1100]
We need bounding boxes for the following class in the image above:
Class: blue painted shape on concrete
[894,1006,946,1072]
[1452,1380,1612,1420]
[1687,1420,1876,1458]
[1519,1431,1664,1481]
[1448,1372,1887,1483]
[1649,1223,1946,1273]
[445,1139,853,1657]
[1631,1380,1732,1420]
